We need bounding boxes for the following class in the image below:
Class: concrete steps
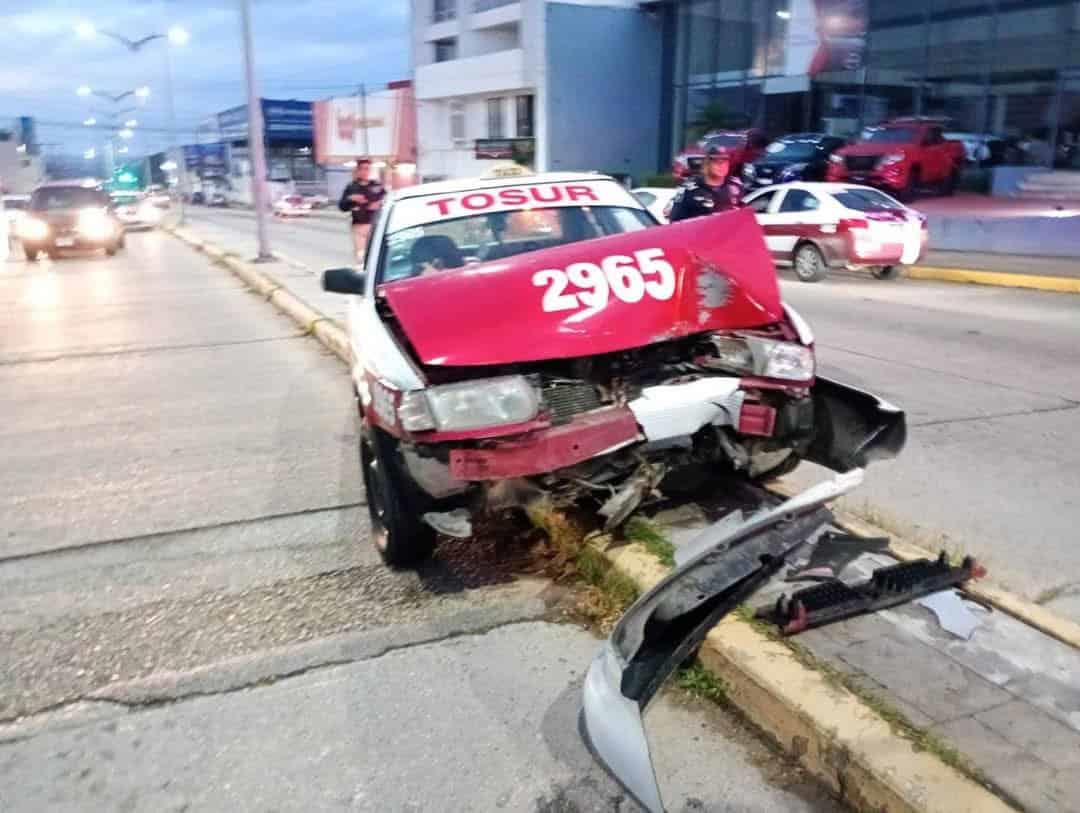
[1015,169,1080,201]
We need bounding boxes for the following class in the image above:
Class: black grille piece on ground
[758,550,985,635]
[541,379,603,425]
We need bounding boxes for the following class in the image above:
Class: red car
[826,119,965,199]
[320,169,905,568]
[672,129,769,180]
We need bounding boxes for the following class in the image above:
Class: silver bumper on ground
[580,471,865,812]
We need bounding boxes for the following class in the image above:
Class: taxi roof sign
[480,162,533,180]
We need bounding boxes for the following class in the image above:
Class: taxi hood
[379,208,783,367]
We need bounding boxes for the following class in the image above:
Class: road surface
[181,206,1080,619]
[0,231,834,812]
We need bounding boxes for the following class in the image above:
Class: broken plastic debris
[917,590,982,640]
[421,508,473,539]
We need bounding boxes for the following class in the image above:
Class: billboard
[312,83,416,165]
[216,99,313,143]
[182,143,227,177]
[785,0,868,77]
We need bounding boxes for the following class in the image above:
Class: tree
[686,101,750,143]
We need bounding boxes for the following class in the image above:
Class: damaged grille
[541,379,603,425]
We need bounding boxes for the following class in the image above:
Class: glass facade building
[666,0,1080,166]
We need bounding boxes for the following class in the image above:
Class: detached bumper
[806,376,906,472]
[581,471,864,812]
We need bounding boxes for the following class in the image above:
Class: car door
[922,126,947,181]
[759,188,830,265]
[745,189,785,260]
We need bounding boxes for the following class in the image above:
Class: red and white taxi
[743,182,928,282]
[320,167,905,568]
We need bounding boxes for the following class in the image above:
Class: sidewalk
[919,251,1080,279]
[170,218,1080,812]
[641,497,1080,813]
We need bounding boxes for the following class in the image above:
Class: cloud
[0,0,409,153]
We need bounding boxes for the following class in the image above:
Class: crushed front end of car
[368,208,904,534]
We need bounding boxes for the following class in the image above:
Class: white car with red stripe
[318,167,906,569]
[743,182,928,282]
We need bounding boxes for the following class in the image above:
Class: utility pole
[239,0,272,261]
[160,0,184,224]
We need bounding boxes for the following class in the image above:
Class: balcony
[471,0,521,29]
[415,48,528,100]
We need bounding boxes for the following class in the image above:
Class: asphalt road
[0,232,834,812]
[179,207,1080,619]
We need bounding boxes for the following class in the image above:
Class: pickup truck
[826,120,965,199]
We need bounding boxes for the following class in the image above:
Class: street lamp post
[75,87,146,179]
[76,15,187,222]
[239,0,272,261]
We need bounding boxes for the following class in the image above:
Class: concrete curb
[166,225,351,365]
[768,481,1080,652]
[599,540,1017,813]
[907,265,1080,294]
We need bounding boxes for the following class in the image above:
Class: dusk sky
[0,1,409,156]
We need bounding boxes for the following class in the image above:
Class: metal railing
[473,0,517,12]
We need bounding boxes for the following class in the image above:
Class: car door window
[778,190,820,213]
[748,190,776,214]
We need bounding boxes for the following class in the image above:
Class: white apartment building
[411,0,662,181]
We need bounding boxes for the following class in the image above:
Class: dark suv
[18,182,125,261]
[742,133,847,191]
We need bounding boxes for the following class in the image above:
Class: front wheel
[360,425,436,568]
[871,265,899,280]
[793,243,828,282]
[24,245,41,262]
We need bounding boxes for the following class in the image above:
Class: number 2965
[532,248,676,315]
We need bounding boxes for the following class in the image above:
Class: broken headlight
[399,375,539,432]
[707,334,815,382]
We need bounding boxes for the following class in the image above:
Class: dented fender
[580,471,865,812]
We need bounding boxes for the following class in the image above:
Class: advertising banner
[313,83,416,165]
[785,0,868,77]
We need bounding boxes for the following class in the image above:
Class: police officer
[338,158,385,259]
[668,144,743,222]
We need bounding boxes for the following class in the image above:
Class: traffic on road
[5,2,1080,812]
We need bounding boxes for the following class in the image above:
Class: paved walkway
[921,250,1080,278]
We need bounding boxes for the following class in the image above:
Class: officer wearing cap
[668,144,743,222]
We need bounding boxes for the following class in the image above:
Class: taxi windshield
[377,184,653,284]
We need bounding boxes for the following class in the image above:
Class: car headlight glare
[78,208,113,240]
[17,217,49,241]
[401,375,540,432]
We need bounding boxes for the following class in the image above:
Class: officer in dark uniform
[668,144,743,223]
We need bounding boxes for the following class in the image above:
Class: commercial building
[663,0,1080,162]
[411,0,662,181]
[0,117,44,194]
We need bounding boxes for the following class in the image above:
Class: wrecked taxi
[322,169,905,567]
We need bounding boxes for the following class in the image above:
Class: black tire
[24,245,40,262]
[360,424,436,568]
[871,265,899,280]
[793,242,828,282]
[900,167,920,201]
[942,167,960,196]
[105,244,118,257]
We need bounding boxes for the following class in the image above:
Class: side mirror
[322,267,367,295]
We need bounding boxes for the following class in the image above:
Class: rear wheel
[793,243,828,282]
[360,424,436,568]
[23,245,40,262]
[871,265,899,280]
[900,167,920,201]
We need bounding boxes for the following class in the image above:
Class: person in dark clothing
[338,158,385,259]
[668,145,743,223]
